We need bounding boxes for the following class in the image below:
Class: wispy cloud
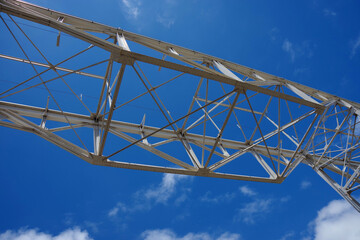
[323,9,337,17]
[282,39,315,62]
[300,180,312,190]
[120,0,141,19]
[269,27,280,41]
[108,173,190,217]
[306,198,360,240]
[83,221,99,234]
[108,202,128,217]
[294,67,310,76]
[156,15,175,28]
[282,39,296,62]
[351,35,360,58]
[141,229,241,240]
[280,196,291,203]
[119,0,177,28]
[235,186,289,224]
[200,186,256,203]
[0,227,93,240]
[236,198,273,224]
[143,173,189,204]
[280,231,295,240]
[200,191,236,203]
[239,185,257,197]
[174,189,191,206]
[155,0,177,28]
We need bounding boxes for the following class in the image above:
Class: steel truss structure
[1,0,360,212]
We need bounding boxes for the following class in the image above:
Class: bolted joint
[315,107,325,115]
[234,87,245,94]
[176,128,184,136]
[197,167,210,176]
[90,113,104,122]
[91,154,107,163]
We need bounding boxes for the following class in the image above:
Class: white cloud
[121,0,141,19]
[239,186,257,197]
[141,229,241,240]
[323,9,337,17]
[108,201,128,217]
[108,206,119,217]
[280,196,291,203]
[83,222,99,234]
[200,191,236,203]
[156,15,175,28]
[351,35,360,58]
[294,67,310,76]
[282,39,314,62]
[155,0,177,28]
[216,233,241,240]
[108,173,190,217]
[282,39,296,62]
[175,189,191,206]
[0,228,93,240]
[301,180,312,190]
[119,0,177,28]
[144,173,189,204]
[236,198,272,224]
[280,231,295,240]
[309,199,360,240]
[269,27,280,41]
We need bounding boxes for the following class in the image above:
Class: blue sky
[1,0,360,240]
